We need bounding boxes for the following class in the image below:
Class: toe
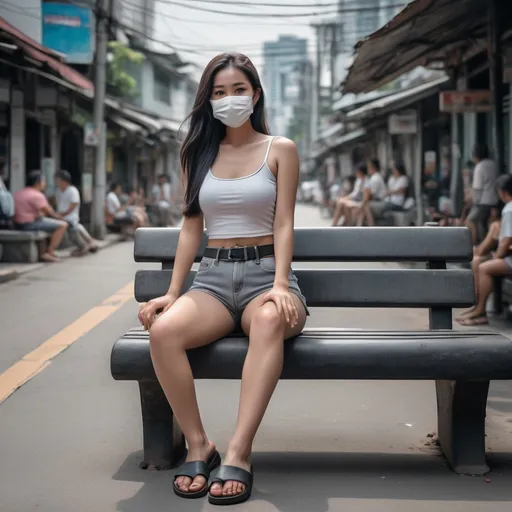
[189,475,206,492]
[209,483,223,497]
[223,481,234,496]
[179,476,192,491]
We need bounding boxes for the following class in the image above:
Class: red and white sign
[439,91,491,113]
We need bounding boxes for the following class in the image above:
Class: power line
[150,0,407,18]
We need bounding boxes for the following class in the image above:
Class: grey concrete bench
[0,230,49,263]
[111,226,512,475]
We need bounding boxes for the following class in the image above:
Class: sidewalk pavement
[0,233,123,284]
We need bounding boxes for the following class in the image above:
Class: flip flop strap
[210,465,252,487]
[174,460,209,481]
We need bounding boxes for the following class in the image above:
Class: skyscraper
[262,35,309,137]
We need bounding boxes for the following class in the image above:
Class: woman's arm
[166,213,204,299]
[273,137,299,289]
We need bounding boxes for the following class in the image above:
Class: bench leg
[435,380,490,475]
[492,277,503,315]
[138,381,186,470]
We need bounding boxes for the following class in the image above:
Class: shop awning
[312,128,367,159]
[0,17,93,90]
[342,0,487,94]
[346,76,449,121]
[318,122,343,141]
[109,114,147,135]
[332,89,395,113]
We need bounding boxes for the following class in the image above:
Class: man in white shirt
[106,182,141,237]
[55,170,98,256]
[466,144,498,244]
[353,158,387,226]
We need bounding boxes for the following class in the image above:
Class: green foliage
[106,42,144,99]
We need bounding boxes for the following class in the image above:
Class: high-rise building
[262,35,309,139]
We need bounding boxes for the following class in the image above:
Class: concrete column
[10,89,25,192]
[50,124,60,173]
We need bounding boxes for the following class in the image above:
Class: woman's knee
[149,314,186,350]
[250,303,286,337]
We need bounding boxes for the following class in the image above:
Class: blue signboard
[42,3,94,64]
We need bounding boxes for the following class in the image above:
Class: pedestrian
[353,158,387,226]
[14,170,68,262]
[465,143,498,244]
[54,170,98,256]
[457,174,512,326]
[138,52,308,505]
[331,163,368,226]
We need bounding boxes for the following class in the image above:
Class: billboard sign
[439,91,491,113]
[42,3,94,64]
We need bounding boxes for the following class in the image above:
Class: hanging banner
[42,3,94,64]
[439,91,491,113]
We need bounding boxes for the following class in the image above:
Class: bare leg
[457,255,486,319]
[209,294,307,498]
[365,203,376,226]
[331,198,347,226]
[46,223,67,256]
[149,291,235,493]
[461,259,512,321]
[465,219,478,245]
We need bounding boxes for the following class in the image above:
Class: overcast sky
[150,1,335,74]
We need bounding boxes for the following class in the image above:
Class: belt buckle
[227,247,244,261]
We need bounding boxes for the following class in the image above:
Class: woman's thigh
[151,290,236,350]
[479,258,512,277]
[240,292,307,340]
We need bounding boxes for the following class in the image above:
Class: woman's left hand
[259,285,298,327]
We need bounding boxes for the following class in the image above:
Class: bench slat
[134,227,473,263]
[111,329,512,381]
[134,268,475,307]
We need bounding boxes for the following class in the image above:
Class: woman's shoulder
[270,136,298,158]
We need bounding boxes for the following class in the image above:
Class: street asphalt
[1,204,512,512]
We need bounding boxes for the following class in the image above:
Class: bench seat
[112,327,512,381]
[0,230,49,263]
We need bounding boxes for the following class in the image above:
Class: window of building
[154,68,171,104]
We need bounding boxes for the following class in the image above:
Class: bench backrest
[134,227,474,329]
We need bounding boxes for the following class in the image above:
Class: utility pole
[329,23,337,104]
[91,0,109,239]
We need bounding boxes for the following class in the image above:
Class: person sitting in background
[457,174,512,326]
[14,170,67,262]
[105,182,140,236]
[362,162,409,226]
[127,188,150,227]
[353,158,387,226]
[331,163,367,226]
[151,174,174,226]
[55,170,98,257]
[466,144,498,245]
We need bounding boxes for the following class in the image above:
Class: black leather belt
[203,244,274,261]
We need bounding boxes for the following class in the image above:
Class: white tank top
[199,136,276,239]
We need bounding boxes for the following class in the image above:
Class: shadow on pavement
[113,450,512,512]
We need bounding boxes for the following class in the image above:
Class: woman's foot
[455,307,476,320]
[41,252,60,262]
[457,313,489,326]
[209,445,251,498]
[174,439,217,494]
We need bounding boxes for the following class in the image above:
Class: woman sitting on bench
[457,174,512,326]
[138,53,308,505]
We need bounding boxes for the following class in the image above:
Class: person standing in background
[466,144,498,245]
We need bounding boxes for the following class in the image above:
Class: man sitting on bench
[14,170,68,262]
[457,174,512,326]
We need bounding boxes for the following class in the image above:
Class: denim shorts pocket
[197,257,215,274]
[259,256,276,273]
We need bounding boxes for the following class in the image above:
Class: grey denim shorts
[189,255,309,324]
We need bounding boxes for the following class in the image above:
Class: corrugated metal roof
[346,76,449,120]
[342,0,486,94]
[0,17,93,90]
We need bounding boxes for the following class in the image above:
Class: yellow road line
[0,281,134,404]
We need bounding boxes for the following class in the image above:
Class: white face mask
[210,95,254,128]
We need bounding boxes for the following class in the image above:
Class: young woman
[138,53,308,505]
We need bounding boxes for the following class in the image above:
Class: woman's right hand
[138,293,177,331]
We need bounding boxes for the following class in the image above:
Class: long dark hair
[180,53,270,217]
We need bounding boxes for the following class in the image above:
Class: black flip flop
[208,465,253,506]
[173,450,221,499]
